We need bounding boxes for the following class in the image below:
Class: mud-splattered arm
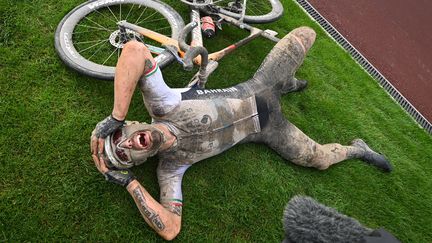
[126,180,182,241]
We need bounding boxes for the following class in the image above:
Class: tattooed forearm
[133,188,166,231]
[170,205,182,217]
[163,203,182,217]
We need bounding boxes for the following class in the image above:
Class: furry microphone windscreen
[282,196,373,243]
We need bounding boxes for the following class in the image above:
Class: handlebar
[178,22,210,88]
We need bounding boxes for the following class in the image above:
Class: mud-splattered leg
[257,111,392,171]
[261,118,354,170]
[238,27,316,97]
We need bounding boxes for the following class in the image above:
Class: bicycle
[54,0,284,87]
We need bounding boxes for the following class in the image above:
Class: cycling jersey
[139,66,262,213]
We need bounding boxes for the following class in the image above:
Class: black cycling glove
[104,169,135,187]
[94,115,125,138]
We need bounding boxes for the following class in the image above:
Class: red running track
[308,0,432,122]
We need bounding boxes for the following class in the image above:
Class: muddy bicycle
[54,0,284,87]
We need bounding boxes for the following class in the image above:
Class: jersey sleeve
[139,64,181,117]
[157,159,191,216]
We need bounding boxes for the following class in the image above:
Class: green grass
[1,0,431,242]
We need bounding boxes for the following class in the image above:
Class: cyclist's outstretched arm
[127,180,182,240]
[112,41,156,120]
[92,152,182,240]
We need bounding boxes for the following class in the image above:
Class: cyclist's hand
[105,168,136,187]
[92,151,135,187]
[90,115,124,156]
[92,149,109,174]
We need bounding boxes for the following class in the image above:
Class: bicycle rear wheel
[55,0,184,80]
[214,0,283,23]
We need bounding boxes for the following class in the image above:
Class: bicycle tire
[214,0,283,24]
[55,0,184,80]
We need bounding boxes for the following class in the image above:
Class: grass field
[1,0,431,242]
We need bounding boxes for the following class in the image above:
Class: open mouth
[135,132,150,149]
[139,134,147,146]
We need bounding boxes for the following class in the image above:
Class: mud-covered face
[104,122,165,169]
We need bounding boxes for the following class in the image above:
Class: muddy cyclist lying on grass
[90,27,392,240]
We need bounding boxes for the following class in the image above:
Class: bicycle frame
[118,5,280,66]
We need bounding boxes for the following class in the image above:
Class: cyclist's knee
[123,41,148,54]
[294,156,330,170]
[290,145,330,170]
[312,160,330,170]
[310,145,332,170]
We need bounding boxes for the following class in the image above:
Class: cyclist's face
[117,130,154,151]
[111,125,164,164]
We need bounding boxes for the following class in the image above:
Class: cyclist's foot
[350,139,393,172]
[294,79,308,92]
[281,79,308,94]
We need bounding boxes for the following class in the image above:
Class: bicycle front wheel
[214,0,283,24]
[55,0,184,80]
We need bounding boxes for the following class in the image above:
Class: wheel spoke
[78,39,108,54]
[125,4,135,20]
[106,6,119,22]
[246,4,258,15]
[248,2,264,15]
[74,39,108,45]
[73,30,103,35]
[88,40,109,61]
[102,47,119,65]
[76,24,113,32]
[136,16,166,26]
[134,6,148,24]
[152,26,171,33]
[83,16,114,32]
[93,9,118,25]
[138,10,158,25]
